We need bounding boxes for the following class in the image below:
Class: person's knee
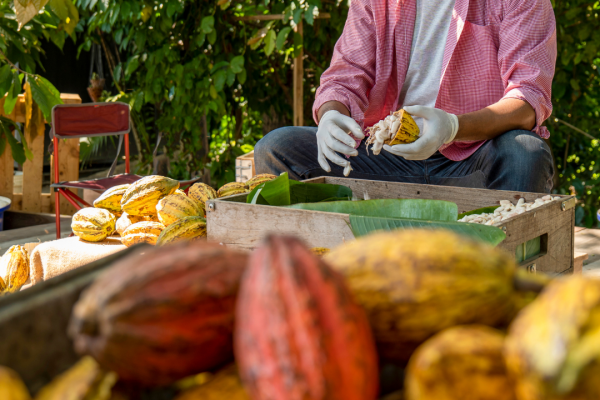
[494,130,552,170]
[255,126,301,160]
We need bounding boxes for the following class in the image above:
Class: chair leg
[55,190,61,239]
[125,133,130,174]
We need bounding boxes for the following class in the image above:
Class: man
[255,0,557,193]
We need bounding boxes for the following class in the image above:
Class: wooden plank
[54,138,80,215]
[207,201,354,251]
[574,252,589,275]
[293,20,304,127]
[0,132,13,200]
[21,114,45,213]
[10,193,53,214]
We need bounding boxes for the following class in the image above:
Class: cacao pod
[405,325,516,400]
[235,235,379,400]
[156,193,204,226]
[381,392,404,400]
[121,175,179,216]
[35,356,117,400]
[93,184,130,213]
[69,241,248,386]
[324,229,546,362]
[0,245,30,293]
[0,366,31,400]
[121,221,166,247]
[217,182,248,198]
[0,276,5,293]
[115,212,155,235]
[156,216,207,246]
[245,174,277,191]
[71,208,116,242]
[311,247,330,257]
[188,183,217,207]
[175,365,249,400]
[505,276,600,400]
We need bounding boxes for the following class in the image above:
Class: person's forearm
[316,101,351,123]
[454,99,536,141]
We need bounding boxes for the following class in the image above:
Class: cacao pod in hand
[505,276,600,400]
[405,325,516,400]
[235,235,379,400]
[69,241,248,386]
[324,229,547,362]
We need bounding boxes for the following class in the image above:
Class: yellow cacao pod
[115,212,153,235]
[93,184,130,213]
[121,221,166,247]
[245,174,277,191]
[0,366,31,400]
[406,325,516,400]
[217,182,248,198]
[71,208,116,242]
[156,193,204,226]
[188,182,217,206]
[121,175,179,216]
[0,245,30,294]
[0,276,5,293]
[386,109,420,145]
[175,365,249,400]
[35,356,117,400]
[156,216,207,246]
[310,247,330,257]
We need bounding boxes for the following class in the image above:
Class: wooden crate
[207,177,576,276]
[235,151,255,183]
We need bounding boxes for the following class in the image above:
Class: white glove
[317,110,365,173]
[383,105,459,161]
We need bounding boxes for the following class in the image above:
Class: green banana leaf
[349,215,506,246]
[247,172,353,206]
[287,199,458,221]
[458,205,499,219]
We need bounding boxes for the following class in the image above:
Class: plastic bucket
[0,196,11,231]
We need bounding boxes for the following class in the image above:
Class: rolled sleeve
[312,0,376,126]
[499,0,557,138]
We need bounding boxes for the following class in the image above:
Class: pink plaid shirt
[313,0,557,161]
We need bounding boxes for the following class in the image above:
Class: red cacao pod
[235,235,379,400]
[68,241,248,386]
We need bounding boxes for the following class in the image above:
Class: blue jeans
[255,127,554,193]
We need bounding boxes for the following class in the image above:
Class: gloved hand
[383,105,459,160]
[317,110,365,173]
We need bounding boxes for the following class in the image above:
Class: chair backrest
[51,102,130,139]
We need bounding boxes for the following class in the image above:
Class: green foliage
[548,0,600,227]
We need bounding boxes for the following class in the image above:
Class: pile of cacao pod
[7,226,600,399]
[74,174,277,248]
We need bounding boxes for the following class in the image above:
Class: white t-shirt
[398,0,456,131]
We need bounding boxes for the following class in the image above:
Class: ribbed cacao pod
[121,221,165,247]
[505,276,600,400]
[324,229,546,362]
[71,208,116,242]
[69,241,248,386]
[93,184,130,213]
[0,276,5,293]
[0,245,30,293]
[156,193,204,226]
[217,182,248,198]
[188,183,217,208]
[235,235,379,400]
[156,216,207,246]
[35,356,117,400]
[175,365,249,400]
[121,175,179,216]
[245,174,277,191]
[115,212,156,235]
[406,325,516,400]
[0,366,31,400]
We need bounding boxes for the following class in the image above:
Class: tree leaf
[134,91,144,112]
[125,55,140,77]
[288,199,459,221]
[207,29,217,45]
[28,76,62,122]
[5,129,26,165]
[213,69,226,91]
[24,81,33,129]
[457,205,499,219]
[0,65,13,98]
[166,1,177,18]
[49,0,69,22]
[15,0,51,29]
[200,15,214,34]
[229,55,244,74]
[276,27,291,50]
[3,71,22,116]
[305,5,317,25]
[264,29,276,56]
[237,68,247,85]
[349,215,506,246]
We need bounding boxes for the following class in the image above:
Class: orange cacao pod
[68,241,248,387]
[235,235,379,400]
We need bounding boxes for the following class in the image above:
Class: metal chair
[49,102,199,239]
